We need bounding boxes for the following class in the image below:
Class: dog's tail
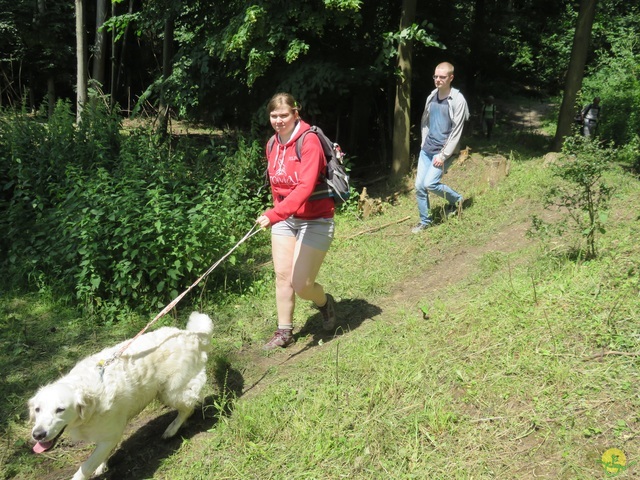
[187,312,214,349]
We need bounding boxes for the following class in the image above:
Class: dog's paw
[72,470,90,480]
[95,462,108,476]
[162,421,180,439]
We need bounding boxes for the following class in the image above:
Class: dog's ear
[74,389,96,421]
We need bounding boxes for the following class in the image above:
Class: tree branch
[344,216,412,239]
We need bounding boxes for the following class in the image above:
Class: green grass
[1,139,639,479]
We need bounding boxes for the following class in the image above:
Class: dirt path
[234,210,538,392]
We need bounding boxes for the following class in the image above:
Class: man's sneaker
[318,294,337,331]
[411,222,432,233]
[263,328,294,350]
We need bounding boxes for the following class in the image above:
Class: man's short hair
[437,62,455,75]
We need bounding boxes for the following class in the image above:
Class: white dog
[28,312,214,480]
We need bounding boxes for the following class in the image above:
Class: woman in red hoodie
[256,93,337,350]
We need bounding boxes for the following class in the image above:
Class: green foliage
[616,134,640,172]
[530,135,615,259]
[382,21,443,64]
[188,2,367,88]
[580,26,640,145]
[0,103,269,311]
[159,0,386,123]
[324,0,362,10]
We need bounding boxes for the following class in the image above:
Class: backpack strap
[294,130,310,161]
[265,129,331,201]
[296,129,331,200]
[583,103,597,116]
[267,135,276,156]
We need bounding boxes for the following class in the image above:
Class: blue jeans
[415,150,462,225]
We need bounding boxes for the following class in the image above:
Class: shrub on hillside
[529,135,615,260]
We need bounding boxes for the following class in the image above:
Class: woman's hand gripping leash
[256,215,272,230]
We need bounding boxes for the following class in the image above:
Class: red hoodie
[263,120,335,224]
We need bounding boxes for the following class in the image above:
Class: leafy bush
[529,135,615,259]
[0,101,269,311]
[616,134,640,173]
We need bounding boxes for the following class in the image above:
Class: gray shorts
[271,217,335,252]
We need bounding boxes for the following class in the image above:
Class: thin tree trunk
[37,0,56,116]
[466,0,486,100]
[156,13,175,137]
[114,0,135,108]
[551,0,597,151]
[75,0,87,122]
[92,0,108,89]
[110,0,117,106]
[391,0,416,178]
[47,78,55,117]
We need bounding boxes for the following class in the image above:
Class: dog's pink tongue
[33,441,53,453]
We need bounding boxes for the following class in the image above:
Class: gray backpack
[266,126,350,205]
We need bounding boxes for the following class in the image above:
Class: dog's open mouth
[32,426,66,454]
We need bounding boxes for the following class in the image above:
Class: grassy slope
[1,131,639,479]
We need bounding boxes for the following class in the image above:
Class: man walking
[413,61,469,233]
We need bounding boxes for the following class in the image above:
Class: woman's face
[270,106,298,139]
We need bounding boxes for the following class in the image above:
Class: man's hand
[433,156,444,168]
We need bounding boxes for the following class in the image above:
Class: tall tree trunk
[110,0,117,106]
[466,0,486,101]
[92,0,108,89]
[391,0,416,178]
[75,0,87,122]
[552,0,597,151]
[156,13,175,137]
[37,0,56,116]
[47,78,56,117]
[113,0,134,108]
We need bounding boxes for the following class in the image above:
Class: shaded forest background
[1,0,640,311]
[4,0,639,156]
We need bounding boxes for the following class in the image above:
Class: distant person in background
[412,61,469,233]
[581,97,601,137]
[481,95,497,139]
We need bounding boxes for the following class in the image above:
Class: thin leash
[97,224,264,375]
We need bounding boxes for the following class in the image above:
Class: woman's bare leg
[290,241,327,305]
[271,235,297,328]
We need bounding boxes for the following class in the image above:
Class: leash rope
[98,224,263,372]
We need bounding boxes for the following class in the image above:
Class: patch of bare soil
[389,213,535,305]
[499,99,556,135]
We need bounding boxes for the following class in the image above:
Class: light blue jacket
[420,87,469,161]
